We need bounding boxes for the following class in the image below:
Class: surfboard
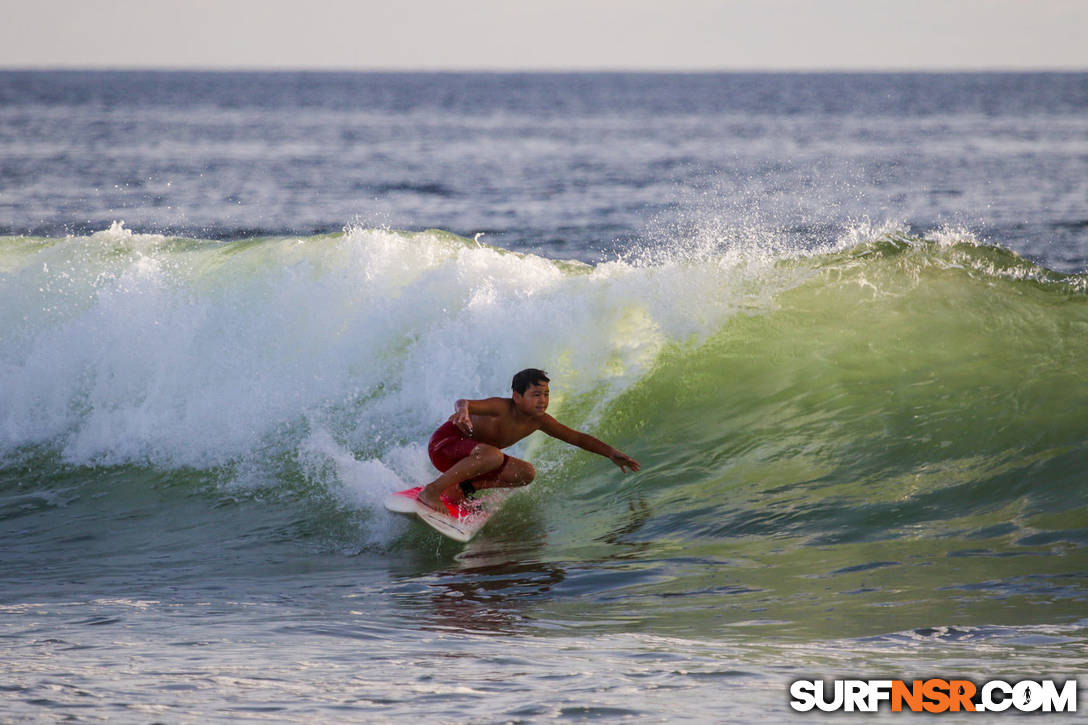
[383,486,507,542]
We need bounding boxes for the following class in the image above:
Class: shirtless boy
[417,368,640,515]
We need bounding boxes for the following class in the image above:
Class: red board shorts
[427,421,510,482]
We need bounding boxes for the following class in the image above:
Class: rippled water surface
[2,71,1086,721]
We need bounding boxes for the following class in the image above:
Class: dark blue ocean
[4,71,1087,271]
[1,71,1087,721]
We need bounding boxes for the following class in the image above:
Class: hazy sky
[3,0,1086,71]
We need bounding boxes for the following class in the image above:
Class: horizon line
[4,64,1088,75]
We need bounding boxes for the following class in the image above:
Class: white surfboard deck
[384,486,510,542]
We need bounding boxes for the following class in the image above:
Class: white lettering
[844,680,868,712]
[789,680,816,712]
[981,680,1012,712]
[868,680,893,711]
[1040,680,1077,713]
[1013,680,1043,712]
[816,680,844,712]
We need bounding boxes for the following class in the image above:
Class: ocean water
[1,71,1087,721]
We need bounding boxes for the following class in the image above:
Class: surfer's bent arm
[449,397,507,435]
[539,416,641,473]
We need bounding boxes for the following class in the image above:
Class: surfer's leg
[441,457,535,505]
[460,457,535,493]
[418,443,506,511]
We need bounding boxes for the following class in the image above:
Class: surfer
[416,368,640,515]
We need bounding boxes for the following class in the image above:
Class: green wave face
[521,235,1087,638]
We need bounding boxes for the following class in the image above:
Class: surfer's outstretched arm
[539,416,641,473]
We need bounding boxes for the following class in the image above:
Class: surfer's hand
[610,450,640,473]
[449,408,473,436]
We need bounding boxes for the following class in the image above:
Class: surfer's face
[514,382,550,417]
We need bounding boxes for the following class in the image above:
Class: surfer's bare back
[416,368,640,514]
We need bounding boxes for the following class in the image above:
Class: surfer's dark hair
[512,368,549,394]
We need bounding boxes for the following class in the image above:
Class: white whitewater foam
[0,223,802,512]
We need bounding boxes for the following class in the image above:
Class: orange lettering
[948,680,977,711]
[922,679,951,713]
[892,680,924,712]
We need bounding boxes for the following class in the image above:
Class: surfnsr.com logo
[789,679,1078,713]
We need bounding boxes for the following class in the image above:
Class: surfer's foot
[418,482,484,518]
[442,488,471,506]
[417,488,444,511]
[415,494,472,520]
